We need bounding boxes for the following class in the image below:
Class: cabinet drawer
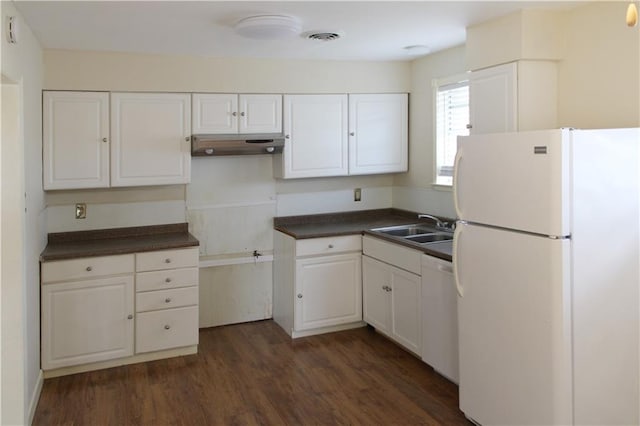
[136,306,199,353]
[42,254,135,283]
[363,235,421,275]
[136,248,198,272]
[136,286,198,313]
[136,267,198,292]
[296,235,362,257]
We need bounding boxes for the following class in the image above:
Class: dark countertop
[40,223,199,262]
[274,209,453,262]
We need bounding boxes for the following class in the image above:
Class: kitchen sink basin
[405,233,453,244]
[370,224,437,237]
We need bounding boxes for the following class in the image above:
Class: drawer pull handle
[164,325,171,330]
[86,266,92,272]
[165,298,172,303]
[165,278,172,283]
[328,244,334,249]
[165,258,171,263]
[127,314,133,320]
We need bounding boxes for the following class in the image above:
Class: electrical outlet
[354,188,362,202]
[75,203,87,219]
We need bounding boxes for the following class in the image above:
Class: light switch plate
[354,188,362,202]
[75,203,87,219]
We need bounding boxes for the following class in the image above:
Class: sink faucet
[418,214,448,230]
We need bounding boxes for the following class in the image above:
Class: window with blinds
[434,79,469,186]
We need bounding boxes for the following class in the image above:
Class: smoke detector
[234,15,302,40]
[305,31,343,42]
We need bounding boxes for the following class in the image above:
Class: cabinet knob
[185,136,190,142]
[232,112,237,117]
[86,266,92,272]
[165,298,172,303]
[165,278,172,283]
[165,258,171,264]
[285,135,290,139]
[297,293,303,299]
[350,132,355,136]
[240,112,246,117]
[328,244,334,249]
[164,324,171,330]
[127,314,133,320]
[466,124,472,129]
[102,137,108,143]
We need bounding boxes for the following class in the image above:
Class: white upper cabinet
[192,94,282,134]
[43,91,110,190]
[468,62,517,135]
[348,93,408,175]
[275,94,349,179]
[110,92,191,187]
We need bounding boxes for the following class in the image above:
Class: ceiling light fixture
[627,2,638,27]
[234,15,302,40]
[404,45,431,55]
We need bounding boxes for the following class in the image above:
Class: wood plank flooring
[34,320,470,425]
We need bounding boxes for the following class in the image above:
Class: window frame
[432,72,469,189]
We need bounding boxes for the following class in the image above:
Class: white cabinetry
[43,91,110,190]
[469,61,557,134]
[348,94,408,175]
[421,254,458,383]
[469,62,517,135]
[274,94,349,179]
[273,231,363,338]
[192,93,282,134]
[111,92,191,187]
[362,236,422,355]
[41,254,135,370]
[135,248,199,354]
[274,93,409,179]
[41,247,199,375]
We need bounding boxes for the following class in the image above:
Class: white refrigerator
[453,128,640,425]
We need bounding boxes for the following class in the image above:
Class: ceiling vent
[306,32,341,42]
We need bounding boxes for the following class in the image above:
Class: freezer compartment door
[454,129,570,236]
[454,222,572,425]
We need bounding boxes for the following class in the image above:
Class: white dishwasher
[421,254,459,384]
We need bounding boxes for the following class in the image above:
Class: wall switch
[75,203,87,219]
[354,188,362,202]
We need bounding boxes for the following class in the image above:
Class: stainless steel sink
[370,223,453,246]
[370,224,438,237]
[405,233,453,244]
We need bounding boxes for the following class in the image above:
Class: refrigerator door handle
[453,150,462,217]
[453,225,464,298]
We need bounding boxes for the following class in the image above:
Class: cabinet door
[192,93,238,134]
[469,62,517,135]
[294,253,362,331]
[390,266,422,355]
[362,256,391,335]
[43,91,110,190]
[421,255,458,383]
[280,94,348,178]
[239,94,282,134]
[111,93,191,186]
[348,93,408,175]
[41,275,134,370]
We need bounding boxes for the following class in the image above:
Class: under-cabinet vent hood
[191,134,284,156]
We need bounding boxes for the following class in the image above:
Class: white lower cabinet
[41,274,135,370]
[273,231,363,338]
[362,235,422,355]
[421,254,458,383]
[41,247,199,375]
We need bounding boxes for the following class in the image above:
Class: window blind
[435,82,469,185]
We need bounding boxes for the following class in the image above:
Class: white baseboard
[27,369,44,425]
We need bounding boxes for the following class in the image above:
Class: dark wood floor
[34,320,470,425]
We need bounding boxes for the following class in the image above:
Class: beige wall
[558,2,640,128]
[0,2,45,424]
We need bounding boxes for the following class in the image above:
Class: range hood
[191,134,284,156]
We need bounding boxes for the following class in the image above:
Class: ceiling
[14,1,581,62]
